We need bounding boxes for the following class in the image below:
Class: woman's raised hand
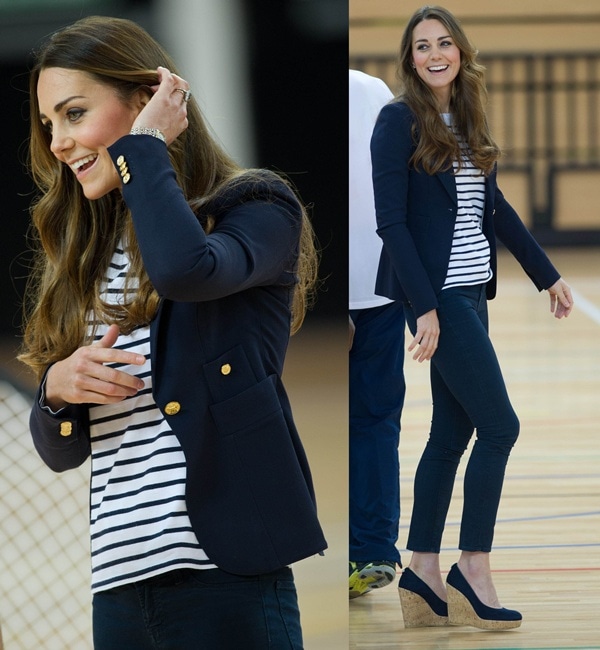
[131,66,191,145]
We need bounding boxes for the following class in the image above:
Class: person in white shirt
[349,69,406,598]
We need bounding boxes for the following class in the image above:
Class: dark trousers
[349,301,405,563]
[404,284,520,553]
[92,567,302,650]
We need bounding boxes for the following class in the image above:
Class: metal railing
[350,51,600,244]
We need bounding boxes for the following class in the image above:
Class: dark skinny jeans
[404,284,520,553]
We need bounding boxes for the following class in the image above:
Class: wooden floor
[349,248,600,649]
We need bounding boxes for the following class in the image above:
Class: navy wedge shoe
[446,563,522,630]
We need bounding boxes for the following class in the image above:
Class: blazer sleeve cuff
[29,370,91,472]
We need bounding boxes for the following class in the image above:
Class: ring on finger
[174,88,192,103]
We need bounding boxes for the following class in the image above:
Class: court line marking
[396,541,600,551]
[482,511,600,524]
[401,470,600,483]
[399,511,600,530]
[505,473,600,480]
[472,542,600,550]
[571,288,600,325]
[491,567,600,573]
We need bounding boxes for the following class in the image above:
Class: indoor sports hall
[350,1,600,648]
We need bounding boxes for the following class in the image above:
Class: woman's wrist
[41,364,69,412]
[129,126,166,143]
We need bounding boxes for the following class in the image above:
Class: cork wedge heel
[446,564,522,630]
[397,568,449,628]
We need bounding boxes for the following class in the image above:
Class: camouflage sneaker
[349,560,396,599]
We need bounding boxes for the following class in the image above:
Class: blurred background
[0,1,348,648]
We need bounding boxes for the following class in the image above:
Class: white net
[0,379,92,649]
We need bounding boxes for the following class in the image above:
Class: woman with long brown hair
[372,5,572,630]
[21,15,325,648]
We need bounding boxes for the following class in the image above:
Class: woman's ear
[132,86,153,113]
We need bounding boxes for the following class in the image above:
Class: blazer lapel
[438,170,457,204]
[482,173,496,223]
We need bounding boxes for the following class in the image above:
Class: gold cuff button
[164,401,181,415]
[116,155,125,166]
[220,363,232,376]
[60,422,73,437]
[122,173,131,184]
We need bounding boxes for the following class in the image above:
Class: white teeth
[71,154,98,171]
[429,65,448,72]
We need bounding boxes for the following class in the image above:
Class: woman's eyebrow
[39,95,86,120]
[415,34,452,44]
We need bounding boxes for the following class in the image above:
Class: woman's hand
[131,66,190,145]
[547,278,573,319]
[408,309,440,362]
[44,325,146,411]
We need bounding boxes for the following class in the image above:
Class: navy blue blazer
[29,135,327,575]
[371,101,560,318]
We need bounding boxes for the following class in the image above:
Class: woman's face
[37,67,143,200]
[411,18,461,112]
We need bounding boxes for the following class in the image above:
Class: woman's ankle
[456,553,501,608]
[408,553,446,601]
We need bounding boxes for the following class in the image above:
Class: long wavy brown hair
[20,16,318,380]
[395,5,501,175]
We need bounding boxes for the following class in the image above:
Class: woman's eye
[41,121,52,133]
[66,108,85,122]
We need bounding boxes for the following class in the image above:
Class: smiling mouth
[428,65,449,73]
[71,154,98,175]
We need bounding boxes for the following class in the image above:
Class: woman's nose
[50,127,75,157]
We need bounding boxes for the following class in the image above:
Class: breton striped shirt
[441,113,493,290]
[88,242,216,593]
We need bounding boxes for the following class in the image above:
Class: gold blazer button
[164,401,181,415]
[60,422,73,437]
[220,363,232,375]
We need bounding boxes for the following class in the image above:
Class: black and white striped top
[88,242,216,593]
[442,113,493,290]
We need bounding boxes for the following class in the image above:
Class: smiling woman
[19,14,326,649]
[37,68,143,199]
[410,19,460,112]
[370,3,573,633]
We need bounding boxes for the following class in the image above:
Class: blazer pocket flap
[209,374,281,436]
[202,345,258,403]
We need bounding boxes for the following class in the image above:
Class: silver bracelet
[129,126,166,143]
